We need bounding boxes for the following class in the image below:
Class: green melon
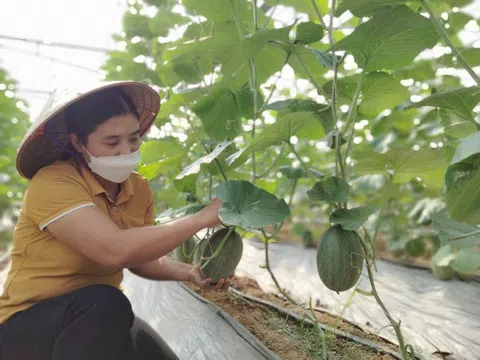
[316,224,364,292]
[431,263,455,281]
[302,230,315,248]
[405,238,426,257]
[200,227,243,283]
[173,237,197,264]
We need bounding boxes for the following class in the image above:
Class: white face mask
[84,148,140,183]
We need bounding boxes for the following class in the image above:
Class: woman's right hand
[198,198,223,228]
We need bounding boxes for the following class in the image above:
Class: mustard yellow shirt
[0,158,154,324]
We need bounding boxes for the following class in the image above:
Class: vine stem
[288,142,310,175]
[256,143,287,179]
[421,0,480,86]
[310,0,328,29]
[201,226,236,270]
[261,228,327,359]
[356,233,409,359]
[291,45,332,105]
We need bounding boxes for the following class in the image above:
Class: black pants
[0,284,179,360]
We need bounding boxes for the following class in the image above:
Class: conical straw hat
[16,81,161,179]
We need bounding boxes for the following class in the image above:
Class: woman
[0,81,230,359]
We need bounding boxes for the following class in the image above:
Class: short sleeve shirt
[0,158,155,324]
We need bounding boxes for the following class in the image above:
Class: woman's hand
[187,264,233,291]
[197,198,222,228]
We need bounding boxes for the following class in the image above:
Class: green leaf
[412,86,480,123]
[450,248,480,274]
[330,5,438,71]
[226,111,320,165]
[431,209,480,247]
[312,49,337,69]
[329,206,376,231]
[242,25,293,59]
[137,153,185,181]
[216,180,291,228]
[191,85,259,141]
[359,72,410,116]
[174,140,234,194]
[391,149,448,187]
[173,174,197,196]
[295,21,324,44]
[307,177,350,203]
[440,109,478,139]
[335,0,407,17]
[451,131,480,164]
[444,159,480,224]
[278,166,308,180]
[140,138,183,164]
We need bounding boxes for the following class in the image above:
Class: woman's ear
[69,133,83,153]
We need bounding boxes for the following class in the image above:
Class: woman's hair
[65,87,139,145]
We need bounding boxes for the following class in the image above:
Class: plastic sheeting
[235,239,480,360]
[120,272,281,360]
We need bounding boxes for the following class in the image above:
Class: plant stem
[261,227,327,358]
[288,180,297,207]
[231,0,245,39]
[291,46,332,104]
[449,228,480,241]
[201,226,236,270]
[328,0,336,48]
[258,53,291,113]
[422,0,480,86]
[256,143,286,179]
[357,234,409,359]
[252,0,259,31]
[310,0,328,29]
[288,142,310,175]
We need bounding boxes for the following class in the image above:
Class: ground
[188,276,401,360]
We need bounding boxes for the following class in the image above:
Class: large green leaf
[191,84,260,141]
[294,21,324,44]
[440,109,478,139]
[431,244,456,267]
[450,248,480,274]
[174,140,234,194]
[137,153,185,181]
[391,149,448,187]
[353,148,448,188]
[335,0,407,17]
[140,138,183,164]
[412,86,480,123]
[329,206,376,231]
[451,131,480,164]
[226,111,320,165]
[216,180,290,228]
[307,177,350,203]
[444,157,480,224]
[431,209,480,247]
[359,72,410,116]
[242,25,293,59]
[329,5,438,71]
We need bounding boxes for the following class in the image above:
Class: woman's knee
[71,284,134,326]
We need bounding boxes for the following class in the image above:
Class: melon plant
[316,224,364,292]
[173,237,198,264]
[200,227,243,283]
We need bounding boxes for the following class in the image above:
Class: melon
[200,227,243,283]
[431,262,455,281]
[302,230,315,248]
[316,224,364,292]
[173,237,197,264]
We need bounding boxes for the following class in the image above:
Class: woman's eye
[107,142,118,147]
[129,137,139,144]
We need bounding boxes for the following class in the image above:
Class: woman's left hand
[187,264,233,291]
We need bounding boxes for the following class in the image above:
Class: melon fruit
[200,227,243,283]
[173,237,197,264]
[431,262,455,281]
[316,224,364,292]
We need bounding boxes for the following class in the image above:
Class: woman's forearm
[129,256,193,281]
[114,213,208,268]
